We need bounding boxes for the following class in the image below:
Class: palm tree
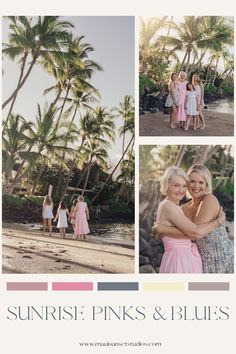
[114,95,134,154]
[116,150,135,203]
[2,16,73,117]
[29,104,78,194]
[139,17,168,72]
[80,137,110,195]
[91,97,134,204]
[42,33,102,129]
[2,114,33,189]
[54,87,100,195]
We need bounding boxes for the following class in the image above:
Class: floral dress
[196,224,234,273]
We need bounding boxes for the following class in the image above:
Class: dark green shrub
[2,195,26,209]
[139,74,157,96]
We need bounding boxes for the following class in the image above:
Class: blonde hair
[179,71,187,79]
[187,164,212,194]
[77,195,84,202]
[160,166,189,196]
[43,195,52,205]
[192,73,203,85]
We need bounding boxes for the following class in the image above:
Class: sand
[2,224,134,274]
[139,110,234,136]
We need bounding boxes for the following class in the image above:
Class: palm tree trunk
[212,57,220,86]
[5,52,28,119]
[91,135,134,204]
[185,50,191,75]
[55,85,70,130]
[56,105,78,195]
[31,164,45,195]
[82,159,93,195]
[62,137,85,197]
[69,164,90,202]
[179,51,188,73]
[3,50,39,109]
[194,51,206,69]
[116,139,134,202]
[175,145,187,166]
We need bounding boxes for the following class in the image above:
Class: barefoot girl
[42,195,54,236]
[184,83,199,130]
[192,73,206,129]
[165,73,179,128]
[54,201,69,239]
[69,199,77,234]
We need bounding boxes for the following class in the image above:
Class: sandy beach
[2,224,134,274]
[139,110,234,136]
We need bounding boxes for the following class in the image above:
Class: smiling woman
[153,166,226,274]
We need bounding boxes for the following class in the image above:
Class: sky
[2,16,135,168]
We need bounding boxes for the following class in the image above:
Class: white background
[1,1,235,353]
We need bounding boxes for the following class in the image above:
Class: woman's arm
[153,223,194,240]
[153,196,223,240]
[200,82,204,104]
[86,206,90,220]
[161,201,224,239]
[184,94,188,109]
[169,82,177,105]
[193,194,219,223]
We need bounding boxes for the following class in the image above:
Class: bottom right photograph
[139,145,234,274]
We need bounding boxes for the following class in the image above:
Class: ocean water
[206,98,234,114]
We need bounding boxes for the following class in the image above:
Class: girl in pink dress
[176,71,188,128]
[74,196,90,240]
[154,166,225,273]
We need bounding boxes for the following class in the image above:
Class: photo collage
[2,16,234,275]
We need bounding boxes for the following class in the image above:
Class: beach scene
[2,16,135,274]
[139,16,234,136]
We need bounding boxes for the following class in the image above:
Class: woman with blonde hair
[165,72,179,129]
[192,73,206,129]
[42,195,54,236]
[154,166,225,273]
[155,164,233,273]
[176,71,188,128]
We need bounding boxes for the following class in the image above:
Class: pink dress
[156,199,202,273]
[176,81,187,122]
[75,202,90,235]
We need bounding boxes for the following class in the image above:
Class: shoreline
[139,109,234,136]
[2,224,134,274]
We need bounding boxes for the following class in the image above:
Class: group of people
[153,164,234,273]
[165,72,206,131]
[42,195,90,240]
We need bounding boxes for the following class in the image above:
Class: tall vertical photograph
[139,145,234,273]
[2,16,135,274]
[139,16,234,136]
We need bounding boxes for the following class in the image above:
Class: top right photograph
[139,16,234,136]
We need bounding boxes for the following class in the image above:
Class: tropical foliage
[2,16,134,213]
[139,16,234,95]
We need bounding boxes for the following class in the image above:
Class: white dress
[43,204,54,219]
[186,91,198,115]
[194,84,205,107]
[57,209,68,228]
